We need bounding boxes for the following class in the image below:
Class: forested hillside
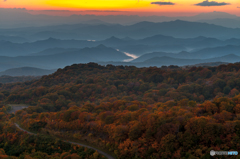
[0,108,106,159]
[1,63,240,158]
[1,62,240,108]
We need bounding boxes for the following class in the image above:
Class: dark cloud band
[195,0,230,6]
[151,1,175,5]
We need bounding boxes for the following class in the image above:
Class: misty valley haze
[0,12,240,75]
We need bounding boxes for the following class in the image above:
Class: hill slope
[0,67,56,76]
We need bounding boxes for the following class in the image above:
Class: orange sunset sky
[1,0,240,16]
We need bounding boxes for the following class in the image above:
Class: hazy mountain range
[99,54,240,67]
[0,8,239,28]
[1,20,240,42]
[132,45,240,62]
[0,67,56,76]
[0,43,239,72]
[0,45,129,71]
[1,34,240,57]
[0,11,240,76]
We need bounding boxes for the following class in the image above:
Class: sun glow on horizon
[1,0,239,16]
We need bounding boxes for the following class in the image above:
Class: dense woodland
[2,63,240,158]
[0,112,106,159]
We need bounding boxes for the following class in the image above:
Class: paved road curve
[14,123,115,159]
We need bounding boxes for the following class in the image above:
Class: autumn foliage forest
[2,62,240,158]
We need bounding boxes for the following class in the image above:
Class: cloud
[3,0,7,2]
[151,1,175,5]
[28,9,124,13]
[195,0,230,6]
[86,10,124,12]
[237,6,240,8]
[41,10,70,12]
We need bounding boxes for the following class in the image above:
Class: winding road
[14,123,115,159]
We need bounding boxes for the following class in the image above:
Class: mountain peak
[222,54,240,58]
[194,11,238,19]
[122,36,134,41]
[103,36,123,42]
[194,36,207,40]
[96,44,107,48]
[109,36,118,39]
[152,34,173,38]
[145,56,174,62]
[173,19,186,23]
[46,37,58,41]
[131,21,155,27]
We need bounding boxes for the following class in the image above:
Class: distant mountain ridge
[99,54,240,67]
[0,45,130,70]
[132,44,240,62]
[141,54,240,66]
[197,18,240,29]
[0,67,56,76]
[29,48,79,56]
[1,34,240,57]
[0,35,28,43]
[1,20,240,41]
[0,9,239,28]
[0,42,239,71]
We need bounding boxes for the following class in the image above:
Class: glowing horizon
[1,0,240,16]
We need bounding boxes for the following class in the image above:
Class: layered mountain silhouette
[0,15,240,71]
[197,18,240,28]
[0,38,95,56]
[0,45,129,70]
[140,54,240,66]
[132,44,240,62]
[1,9,239,28]
[0,35,28,43]
[1,20,240,41]
[30,48,79,56]
[100,54,240,67]
[1,34,240,57]
[0,67,56,76]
